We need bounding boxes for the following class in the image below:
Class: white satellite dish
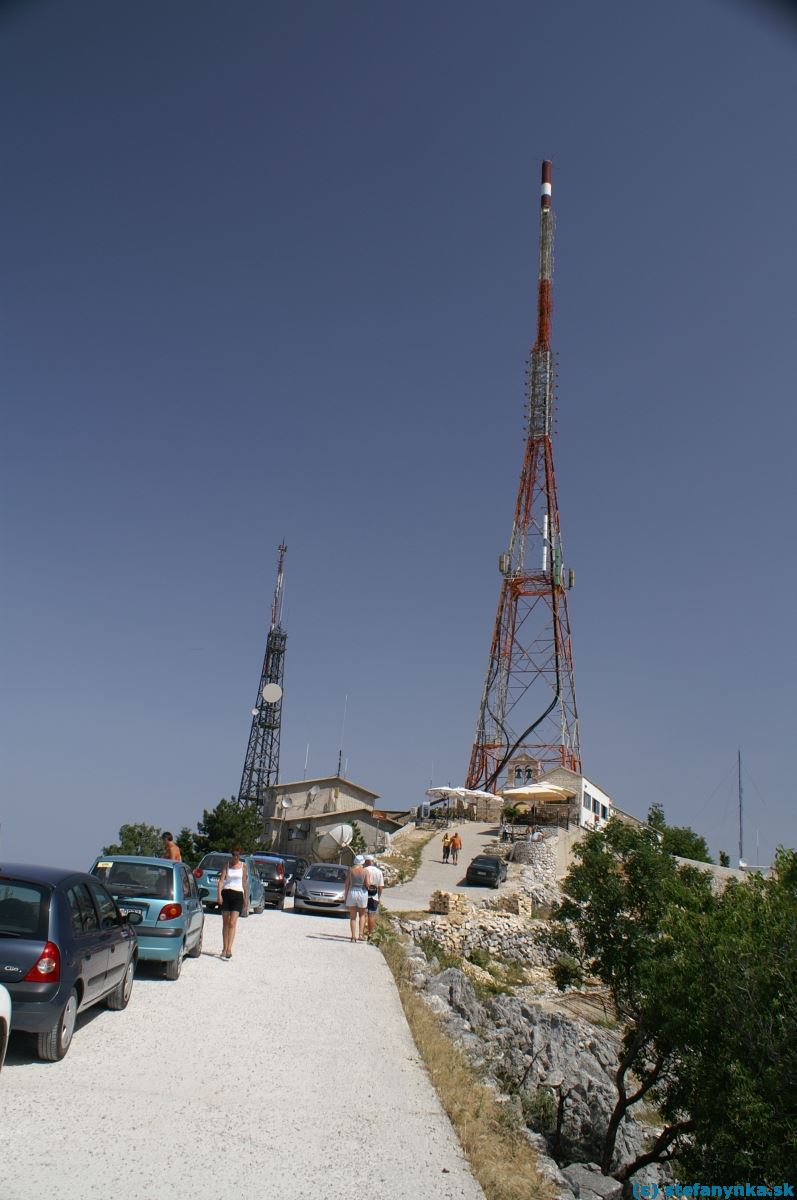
[251,708,259,716]
[309,785,320,797]
[314,823,353,860]
[280,797,293,809]
[262,683,283,704]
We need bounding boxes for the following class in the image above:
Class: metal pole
[738,748,744,865]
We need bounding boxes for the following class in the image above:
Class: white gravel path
[382,821,506,911]
[0,907,484,1200]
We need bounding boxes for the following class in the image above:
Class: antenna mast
[738,748,744,865]
[466,162,581,792]
[237,543,288,818]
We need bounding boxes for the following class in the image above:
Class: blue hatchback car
[90,857,204,980]
[193,853,265,915]
[0,862,139,1060]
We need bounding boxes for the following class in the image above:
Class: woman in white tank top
[217,845,249,960]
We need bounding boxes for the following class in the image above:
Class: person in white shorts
[344,855,369,943]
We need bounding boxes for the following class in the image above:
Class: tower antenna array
[466,162,581,792]
[237,542,288,815]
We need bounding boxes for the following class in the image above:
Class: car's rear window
[304,866,347,882]
[197,854,230,872]
[254,860,282,879]
[0,880,50,939]
[471,858,498,867]
[91,861,175,900]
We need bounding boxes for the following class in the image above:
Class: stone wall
[407,909,556,967]
[428,890,470,915]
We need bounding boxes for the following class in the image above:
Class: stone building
[263,774,403,862]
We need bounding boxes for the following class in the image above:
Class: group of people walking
[441,831,462,864]
[214,846,386,956]
[344,854,384,943]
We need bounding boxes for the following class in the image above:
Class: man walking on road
[363,855,384,939]
[449,832,462,865]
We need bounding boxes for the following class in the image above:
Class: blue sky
[2,0,795,868]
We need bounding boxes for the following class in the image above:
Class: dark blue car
[0,862,139,1061]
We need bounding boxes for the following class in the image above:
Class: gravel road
[0,906,484,1200]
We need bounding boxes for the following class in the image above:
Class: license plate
[118,907,144,918]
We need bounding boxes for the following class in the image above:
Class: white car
[0,983,10,1071]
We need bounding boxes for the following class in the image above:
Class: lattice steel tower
[466,162,581,793]
[237,543,288,814]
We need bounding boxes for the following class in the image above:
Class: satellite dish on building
[314,823,353,860]
[309,785,320,797]
[262,683,283,703]
[280,797,293,809]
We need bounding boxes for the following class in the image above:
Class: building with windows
[262,775,403,861]
[503,761,615,831]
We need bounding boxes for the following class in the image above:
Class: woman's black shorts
[221,888,244,913]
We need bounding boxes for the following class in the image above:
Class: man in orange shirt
[161,831,182,861]
[449,832,462,865]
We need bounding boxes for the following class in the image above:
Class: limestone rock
[561,1163,622,1200]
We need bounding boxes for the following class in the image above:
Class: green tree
[349,820,367,854]
[102,822,163,857]
[718,849,730,867]
[195,797,263,857]
[176,825,201,868]
[546,819,715,1178]
[646,803,713,863]
[651,849,797,1178]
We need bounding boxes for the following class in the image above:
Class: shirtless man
[161,831,182,862]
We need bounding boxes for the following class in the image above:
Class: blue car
[90,856,204,980]
[0,862,139,1060]
[193,853,265,915]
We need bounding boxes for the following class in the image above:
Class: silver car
[293,864,349,915]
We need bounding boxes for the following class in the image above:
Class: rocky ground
[387,835,670,1200]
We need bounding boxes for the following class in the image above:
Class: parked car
[465,855,508,888]
[193,853,265,915]
[0,863,139,1061]
[293,864,349,915]
[89,856,204,980]
[250,855,287,909]
[0,984,10,1071]
[273,853,308,895]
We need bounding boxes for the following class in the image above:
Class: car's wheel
[187,927,203,958]
[37,988,78,1061]
[164,945,184,981]
[107,956,135,1010]
[492,879,500,889]
[277,896,285,911]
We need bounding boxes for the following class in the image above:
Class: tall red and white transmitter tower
[466,161,581,793]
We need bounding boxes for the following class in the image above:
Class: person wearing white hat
[363,855,384,939]
[344,855,369,942]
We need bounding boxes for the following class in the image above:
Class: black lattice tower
[466,162,581,793]
[237,543,288,815]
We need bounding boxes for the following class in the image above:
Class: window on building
[514,768,522,783]
[583,793,592,810]
[525,767,533,782]
[592,797,600,814]
[601,805,608,820]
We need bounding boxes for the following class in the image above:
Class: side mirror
[124,911,144,926]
